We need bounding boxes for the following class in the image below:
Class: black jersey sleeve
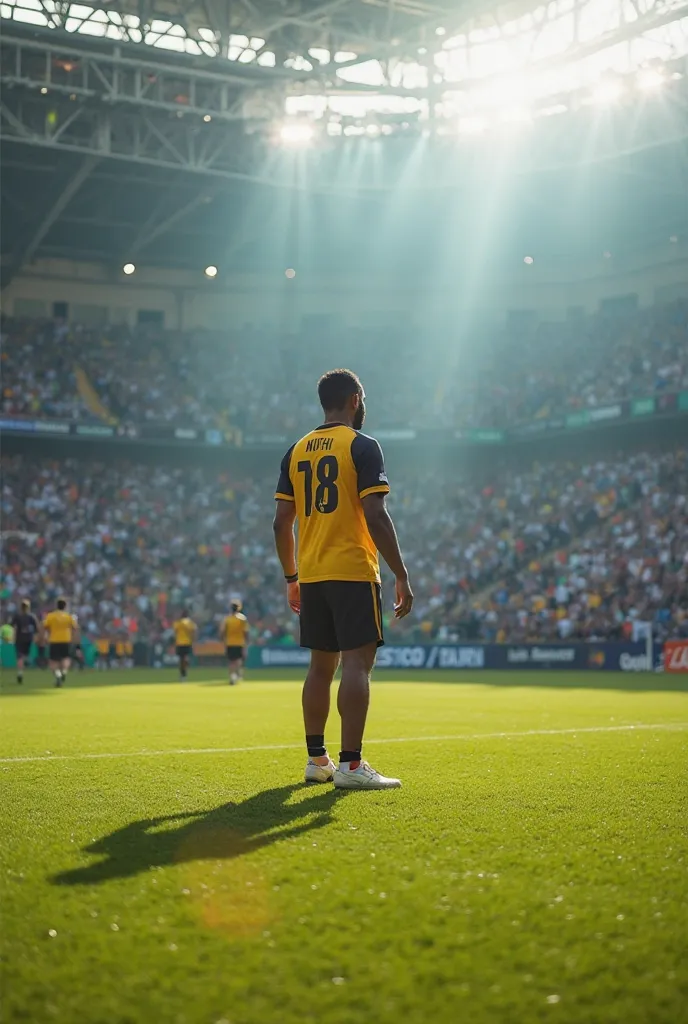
[351,433,390,499]
[275,444,296,501]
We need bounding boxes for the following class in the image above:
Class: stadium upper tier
[1,445,686,646]
[2,301,687,434]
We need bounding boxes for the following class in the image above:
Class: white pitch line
[1,722,686,765]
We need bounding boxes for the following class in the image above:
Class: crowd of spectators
[1,319,91,421]
[407,448,688,644]
[3,299,687,434]
[2,446,686,648]
[447,300,688,430]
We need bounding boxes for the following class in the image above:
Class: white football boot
[333,760,402,790]
[304,756,336,785]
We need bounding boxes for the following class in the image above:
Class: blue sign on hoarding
[376,645,485,669]
[250,642,661,672]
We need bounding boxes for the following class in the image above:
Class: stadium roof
[0,0,538,67]
[2,136,686,277]
[1,0,687,278]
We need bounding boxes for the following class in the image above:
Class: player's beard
[353,399,365,431]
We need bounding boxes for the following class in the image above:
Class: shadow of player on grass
[52,783,342,886]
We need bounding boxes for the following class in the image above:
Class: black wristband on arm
[285,573,298,583]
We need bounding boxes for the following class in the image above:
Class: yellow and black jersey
[173,618,196,646]
[275,423,390,583]
[43,610,77,644]
[224,613,249,647]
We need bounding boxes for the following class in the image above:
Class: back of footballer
[221,601,249,685]
[273,368,413,790]
[172,611,197,680]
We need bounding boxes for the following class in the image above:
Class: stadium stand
[2,446,686,651]
[1,318,92,421]
[2,300,687,432]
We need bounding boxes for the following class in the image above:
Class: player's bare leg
[303,650,339,783]
[228,658,242,685]
[16,653,25,684]
[49,660,63,687]
[334,642,401,790]
[60,657,72,686]
[337,642,376,752]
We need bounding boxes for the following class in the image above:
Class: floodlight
[279,122,314,144]
[457,116,487,135]
[591,80,623,105]
[637,69,664,91]
[501,107,532,124]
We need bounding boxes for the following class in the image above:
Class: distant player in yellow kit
[221,601,249,685]
[41,597,80,688]
[172,611,197,680]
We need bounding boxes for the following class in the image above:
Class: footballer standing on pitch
[273,369,413,790]
[11,598,39,684]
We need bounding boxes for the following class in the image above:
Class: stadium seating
[2,299,687,431]
[2,447,685,647]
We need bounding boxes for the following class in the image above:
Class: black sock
[339,750,361,763]
[306,734,326,758]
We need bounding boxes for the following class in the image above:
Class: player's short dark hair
[231,601,241,612]
[56,597,67,610]
[21,598,30,610]
[317,369,362,412]
[181,608,189,618]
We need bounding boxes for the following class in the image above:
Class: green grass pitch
[1,668,687,1024]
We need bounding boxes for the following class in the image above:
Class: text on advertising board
[664,641,688,673]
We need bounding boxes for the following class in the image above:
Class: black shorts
[226,646,245,661]
[49,642,71,661]
[176,645,192,657]
[15,639,32,658]
[300,581,384,653]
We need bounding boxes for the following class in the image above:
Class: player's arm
[273,500,299,613]
[353,434,413,619]
[273,444,299,614]
[362,494,413,618]
[71,616,81,643]
[39,616,49,646]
